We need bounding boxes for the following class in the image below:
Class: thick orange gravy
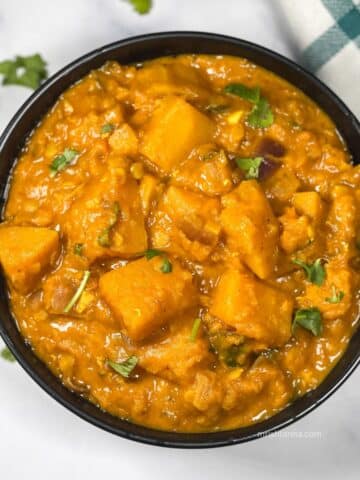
[1,55,359,432]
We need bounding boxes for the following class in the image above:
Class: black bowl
[0,32,359,448]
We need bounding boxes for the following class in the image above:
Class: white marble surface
[0,1,359,478]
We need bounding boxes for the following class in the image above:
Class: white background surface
[0,1,359,478]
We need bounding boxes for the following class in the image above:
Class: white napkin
[277,0,360,118]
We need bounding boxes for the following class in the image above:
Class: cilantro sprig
[189,318,202,342]
[235,157,263,179]
[144,249,173,274]
[1,347,16,362]
[224,84,260,103]
[292,258,326,286]
[63,271,91,313]
[0,54,47,90]
[49,148,79,177]
[293,308,323,336]
[108,356,138,378]
[124,0,152,14]
[325,285,345,304]
[224,82,274,128]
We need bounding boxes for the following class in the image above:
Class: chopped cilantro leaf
[292,258,326,286]
[49,148,79,177]
[108,356,138,377]
[247,97,274,128]
[125,0,152,14]
[235,157,263,179]
[293,308,323,336]
[224,83,260,103]
[0,53,48,89]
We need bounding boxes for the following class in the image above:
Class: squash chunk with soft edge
[140,96,215,172]
[99,257,197,341]
[65,170,147,261]
[221,180,279,279]
[210,269,293,347]
[0,226,59,293]
[150,186,221,261]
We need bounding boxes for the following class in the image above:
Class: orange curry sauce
[0,55,359,432]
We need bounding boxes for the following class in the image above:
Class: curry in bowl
[0,55,359,432]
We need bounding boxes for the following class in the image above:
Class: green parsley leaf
[292,258,326,286]
[325,285,345,304]
[160,257,172,274]
[101,123,115,134]
[293,308,323,336]
[223,83,260,103]
[125,0,152,14]
[63,271,91,313]
[235,157,263,179]
[0,53,48,89]
[108,356,138,378]
[1,347,16,362]
[49,148,79,177]
[144,249,163,260]
[73,243,84,256]
[190,318,201,342]
[247,97,274,128]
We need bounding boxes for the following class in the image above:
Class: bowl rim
[0,31,359,449]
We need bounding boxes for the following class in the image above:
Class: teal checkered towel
[278,0,360,118]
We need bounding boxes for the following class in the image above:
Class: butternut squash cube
[292,191,323,222]
[138,314,212,383]
[210,269,293,347]
[150,186,221,261]
[279,207,314,254]
[220,180,279,279]
[108,123,138,156]
[0,226,59,293]
[264,166,300,204]
[65,169,147,261]
[140,96,215,172]
[171,147,233,196]
[99,257,196,341]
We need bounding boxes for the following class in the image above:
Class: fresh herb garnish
[98,229,111,247]
[97,202,121,248]
[101,123,115,134]
[292,258,325,286]
[0,53,47,89]
[49,148,79,177]
[190,318,201,342]
[293,308,323,336]
[325,285,345,304]
[235,157,263,179]
[64,271,91,313]
[1,347,16,362]
[125,0,152,14]
[224,83,273,128]
[144,249,172,273]
[247,97,274,128]
[108,356,138,378]
[160,257,172,274]
[144,249,162,260]
[223,345,244,367]
[223,83,260,103]
[73,243,84,256]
